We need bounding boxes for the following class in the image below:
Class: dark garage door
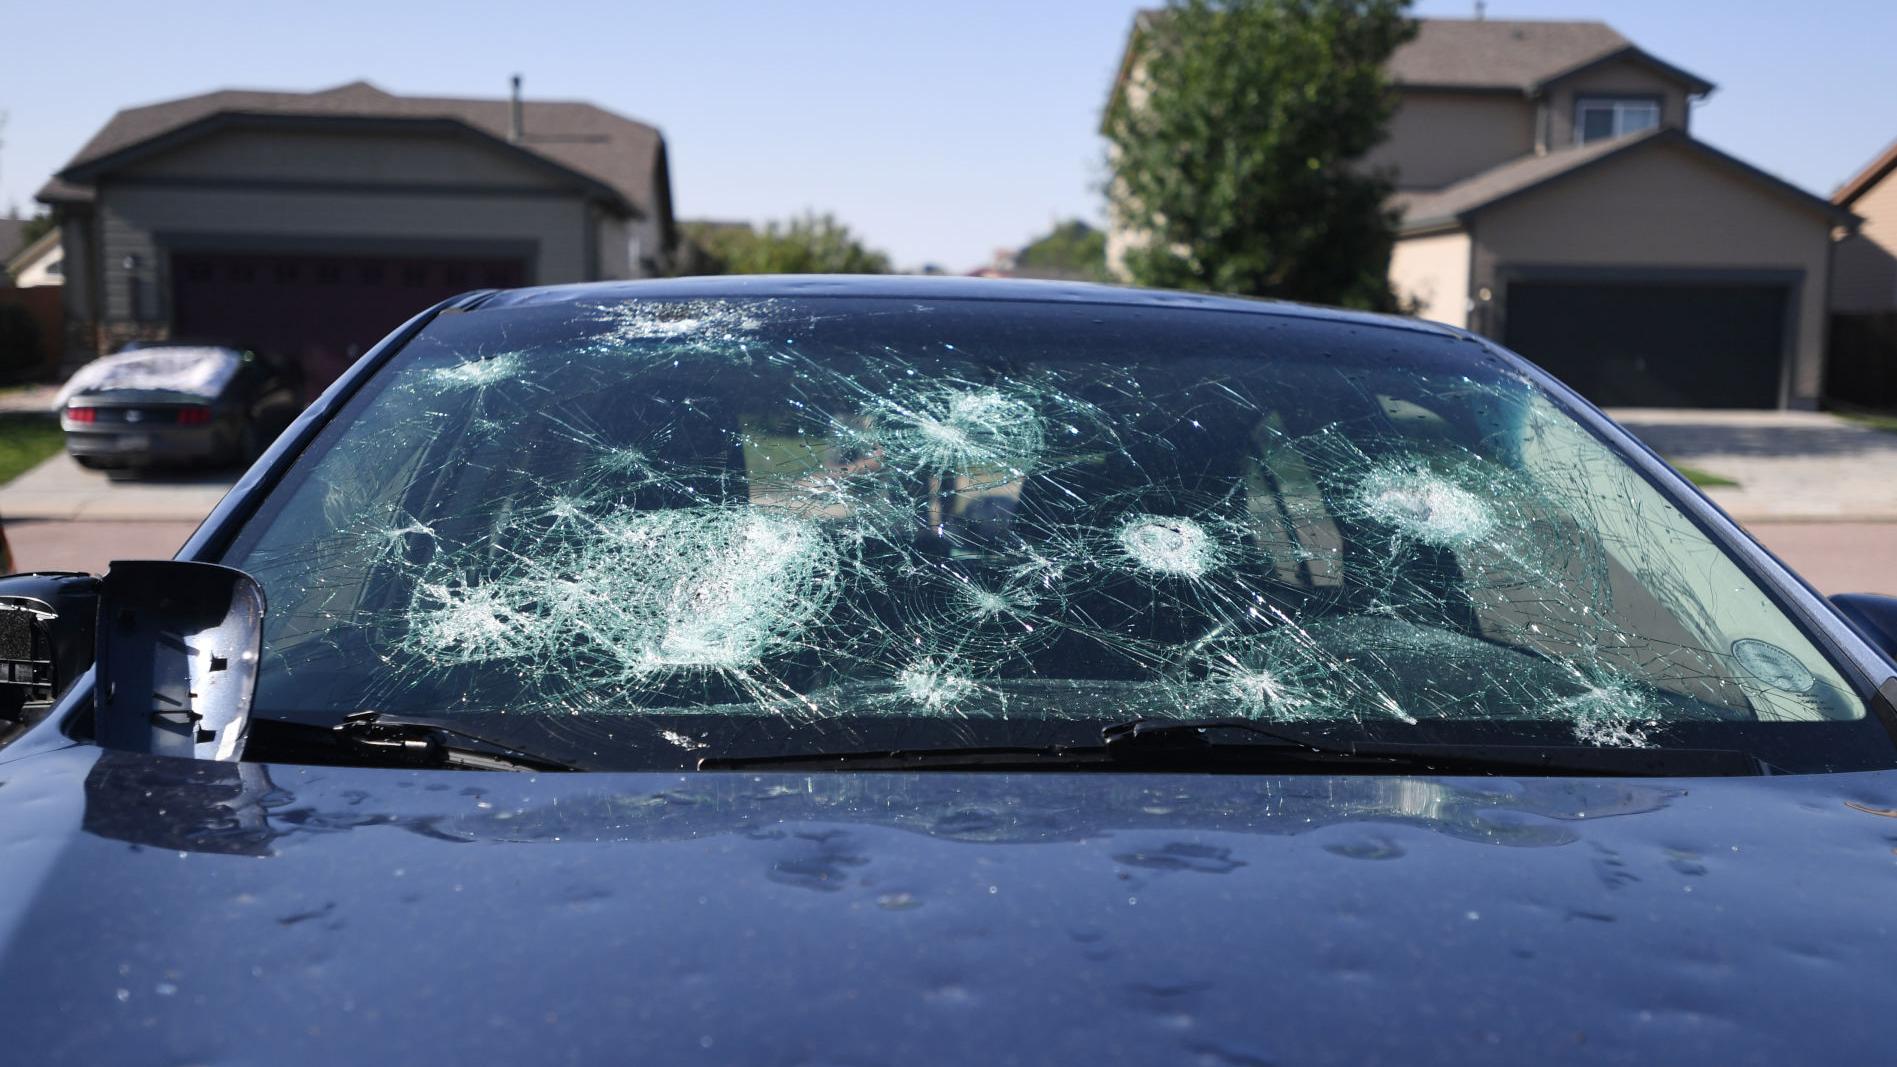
[171,252,528,395]
[1502,280,1788,408]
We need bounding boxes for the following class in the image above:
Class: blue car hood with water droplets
[3,745,1896,1065]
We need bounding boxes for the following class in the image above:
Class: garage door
[171,252,528,395]
[1502,280,1788,408]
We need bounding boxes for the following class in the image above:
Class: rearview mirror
[1830,593,1897,664]
[94,561,265,761]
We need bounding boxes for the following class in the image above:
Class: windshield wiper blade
[330,711,581,772]
[1102,718,1768,777]
[698,744,1107,772]
[698,719,1765,777]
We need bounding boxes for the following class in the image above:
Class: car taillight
[65,407,96,424]
[176,407,212,425]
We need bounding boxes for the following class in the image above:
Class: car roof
[470,274,1468,342]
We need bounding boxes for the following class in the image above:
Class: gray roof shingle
[41,80,665,219]
[1389,18,1631,90]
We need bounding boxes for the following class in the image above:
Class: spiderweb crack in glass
[223,296,1865,753]
[869,386,1046,474]
[429,351,525,390]
[401,507,841,681]
[1353,463,1497,548]
[897,660,984,713]
[1116,514,1221,578]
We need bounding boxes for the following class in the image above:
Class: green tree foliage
[1105,0,1415,308]
[18,212,55,246]
[683,213,891,275]
[1015,219,1109,281]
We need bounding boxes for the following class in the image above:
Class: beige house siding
[1365,91,1536,190]
[1834,169,1897,312]
[1389,230,1471,327]
[1470,141,1834,403]
[1542,59,1692,150]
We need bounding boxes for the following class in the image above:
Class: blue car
[4,276,1897,1065]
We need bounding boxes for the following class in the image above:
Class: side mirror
[1830,593,1897,664]
[94,561,265,761]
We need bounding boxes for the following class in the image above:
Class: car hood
[4,745,1897,1065]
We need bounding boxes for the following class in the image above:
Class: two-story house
[38,80,675,392]
[1107,17,1854,409]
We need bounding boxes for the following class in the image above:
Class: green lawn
[1836,409,1897,436]
[0,414,65,486]
[1669,463,1740,489]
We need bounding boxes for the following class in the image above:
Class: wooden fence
[1827,313,1897,410]
[0,286,65,383]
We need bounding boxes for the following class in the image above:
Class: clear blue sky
[3,0,1893,271]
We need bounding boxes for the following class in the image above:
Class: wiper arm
[334,711,581,772]
[245,712,581,772]
[699,718,1765,777]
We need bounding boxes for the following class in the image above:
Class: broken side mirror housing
[1830,593,1897,665]
[0,571,102,730]
[94,561,265,761]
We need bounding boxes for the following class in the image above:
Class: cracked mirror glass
[220,296,1871,770]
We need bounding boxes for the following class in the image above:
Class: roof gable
[1389,19,1713,95]
[6,228,60,277]
[40,80,666,220]
[1835,137,1897,207]
[1395,127,1855,233]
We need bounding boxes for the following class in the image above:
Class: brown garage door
[171,252,528,395]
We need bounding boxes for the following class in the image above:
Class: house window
[1575,97,1661,143]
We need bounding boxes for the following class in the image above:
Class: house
[0,219,32,284]
[7,229,63,288]
[38,79,675,388]
[1106,16,1853,409]
[1833,138,1897,314]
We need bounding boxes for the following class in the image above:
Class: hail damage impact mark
[1117,515,1221,579]
[430,351,525,390]
[1354,463,1497,548]
[876,386,1046,473]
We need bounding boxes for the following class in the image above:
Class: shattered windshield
[221,295,1875,771]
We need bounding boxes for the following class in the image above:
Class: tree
[682,212,891,275]
[1014,220,1109,281]
[1105,0,1415,309]
[19,211,55,246]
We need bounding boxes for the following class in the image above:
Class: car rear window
[219,296,1877,770]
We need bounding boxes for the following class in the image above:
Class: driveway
[1605,408,1897,522]
[1606,409,1897,596]
[0,453,236,522]
[0,453,235,573]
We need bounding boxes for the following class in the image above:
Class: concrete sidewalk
[0,453,237,522]
[1606,409,1897,522]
